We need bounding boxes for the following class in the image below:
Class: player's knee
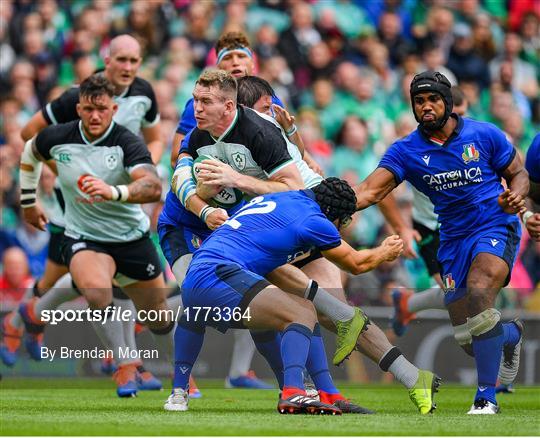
[467,308,501,337]
[453,322,473,356]
[280,300,316,330]
[83,288,113,309]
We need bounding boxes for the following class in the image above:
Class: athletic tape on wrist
[110,186,121,201]
[20,188,37,208]
[522,210,533,225]
[117,185,129,202]
[286,124,298,137]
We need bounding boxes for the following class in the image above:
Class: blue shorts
[438,221,521,305]
[180,263,269,333]
[157,221,211,268]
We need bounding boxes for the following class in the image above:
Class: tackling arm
[322,235,403,275]
[354,168,398,211]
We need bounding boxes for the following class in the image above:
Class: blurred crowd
[1,0,539,311]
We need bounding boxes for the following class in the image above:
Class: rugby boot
[408,369,441,414]
[333,307,369,366]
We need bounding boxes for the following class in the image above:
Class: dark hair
[79,74,115,103]
[215,31,251,53]
[236,76,275,108]
[312,177,357,222]
[451,86,466,107]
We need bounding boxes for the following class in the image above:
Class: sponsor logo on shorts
[71,242,87,253]
[443,273,456,293]
[490,239,499,247]
[146,263,155,276]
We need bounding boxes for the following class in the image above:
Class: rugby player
[392,87,470,335]
[231,75,442,413]
[2,35,165,392]
[522,133,539,241]
[16,75,174,398]
[168,31,318,389]
[162,71,440,414]
[164,178,406,414]
[353,71,527,414]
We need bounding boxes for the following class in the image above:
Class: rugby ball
[192,154,244,209]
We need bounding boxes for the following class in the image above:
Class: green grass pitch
[0,378,539,436]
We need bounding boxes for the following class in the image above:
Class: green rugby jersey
[35,120,153,243]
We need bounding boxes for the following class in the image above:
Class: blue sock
[472,321,504,404]
[281,323,312,390]
[251,330,284,389]
[173,318,205,390]
[502,322,520,347]
[306,324,339,394]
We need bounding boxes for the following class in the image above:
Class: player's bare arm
[20,138,49,231]
[498,154,529,214]
[354,167,398,211]
[141,123,165,165]
[377,193,421,259]
[197,160,304,195]
[21,111,49,142]
[82,164,162,203]
[322,235,403,275]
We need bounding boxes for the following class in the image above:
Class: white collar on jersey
[210,109,238,143]
[78,120,116,145]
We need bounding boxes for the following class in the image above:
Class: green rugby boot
[408,369,441,414]
[333,308,369,366]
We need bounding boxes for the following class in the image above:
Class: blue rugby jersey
[525,133,540,183]
[379,115,519,239]
[190,190,341,276]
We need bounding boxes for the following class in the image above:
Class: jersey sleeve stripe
[318,241,341,251]
[45,103,58,125]
[141,114,161,128]
[266,158,294,177]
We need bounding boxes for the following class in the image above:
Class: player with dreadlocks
[353,70,528,414]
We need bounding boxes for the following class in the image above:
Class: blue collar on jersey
[302,189,317,201]
[418,113,463,147]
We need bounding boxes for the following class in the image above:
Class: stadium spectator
[0,247,34,310]
[489,32,539,99]
[277,1,321,89]
[446,23,491,90]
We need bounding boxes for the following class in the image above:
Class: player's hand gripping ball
[192,155,244,209]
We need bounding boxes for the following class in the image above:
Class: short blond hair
[196,68,237,102]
